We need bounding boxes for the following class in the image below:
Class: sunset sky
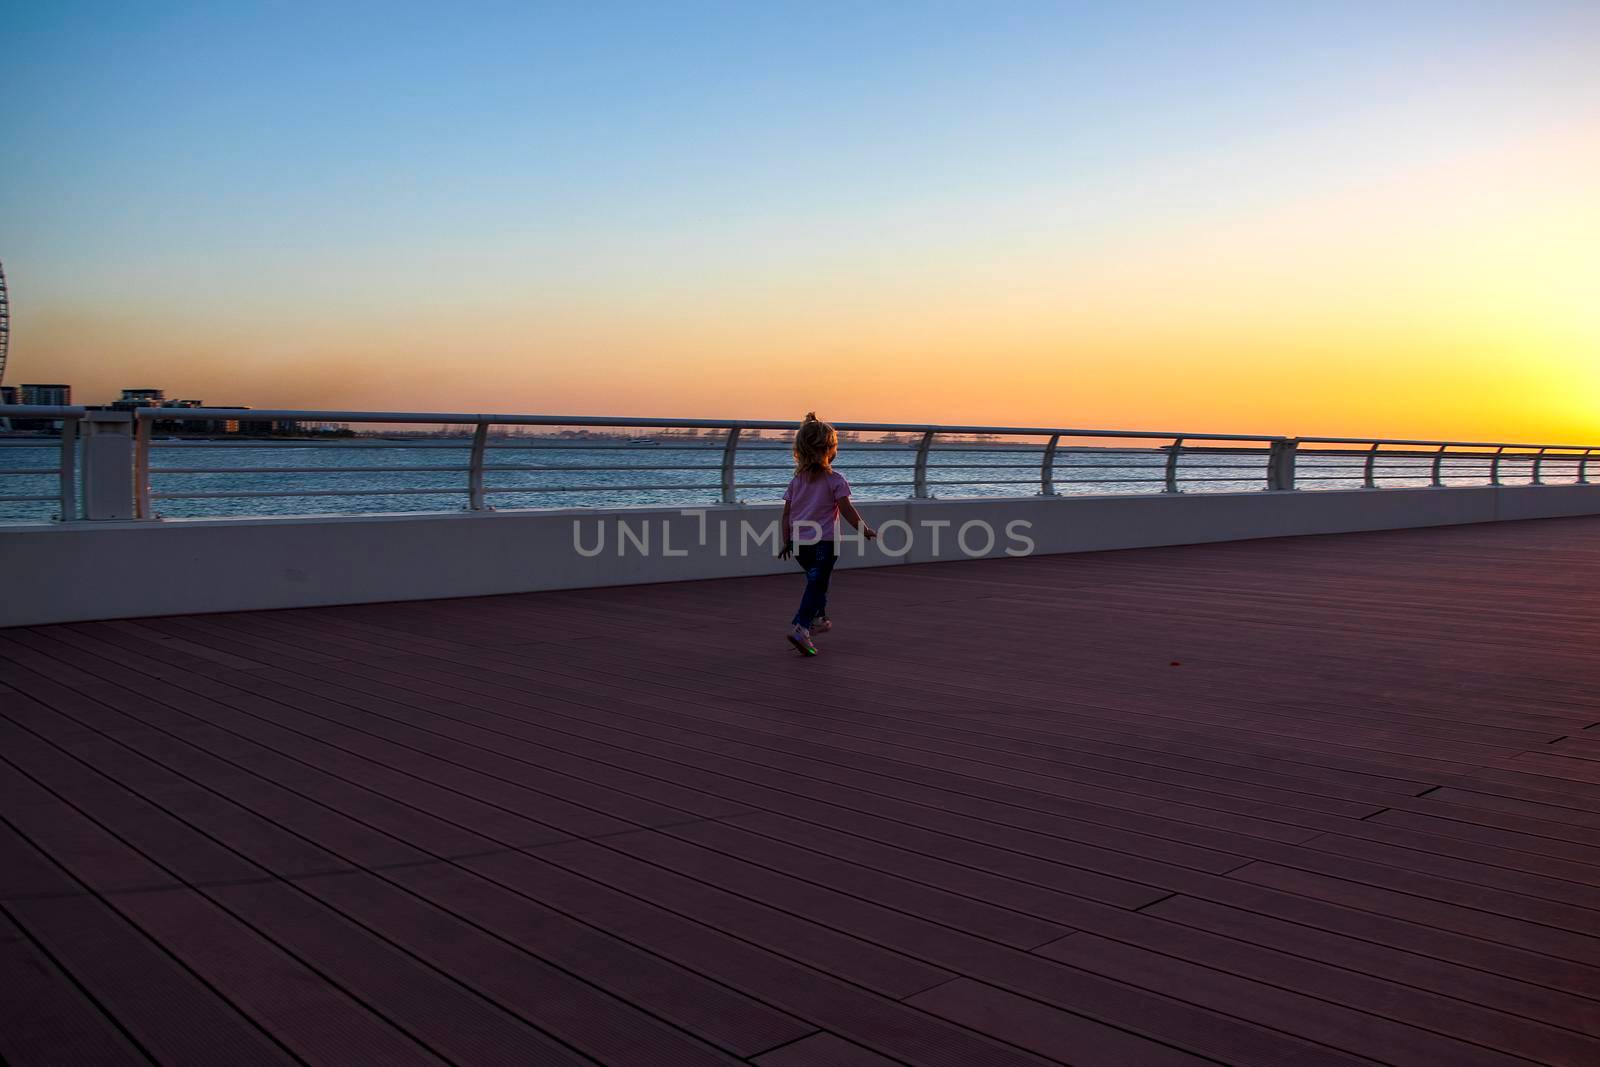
[4,2,1597,442]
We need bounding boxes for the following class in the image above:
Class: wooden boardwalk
[3,515,1600,1066]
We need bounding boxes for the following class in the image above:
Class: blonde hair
[792,412,838,476]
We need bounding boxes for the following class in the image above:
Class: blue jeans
[792,542,837,628]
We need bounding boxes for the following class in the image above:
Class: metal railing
[0,405,1595,522]
[0,406,82,519]
[125,409,1286,518]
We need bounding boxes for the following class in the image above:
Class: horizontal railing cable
[1,404,1595,521]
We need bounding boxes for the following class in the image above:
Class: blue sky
[3,2,1597,437]
[10,1,1588,275]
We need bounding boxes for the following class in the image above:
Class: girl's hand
[779,539,794,560]
[863,526,878,541]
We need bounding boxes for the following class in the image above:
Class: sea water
[0,437,1538,523]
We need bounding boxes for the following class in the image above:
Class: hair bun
[803,411,818,422]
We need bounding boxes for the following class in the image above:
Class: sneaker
[810,616,833,635]
[785,625,818,656]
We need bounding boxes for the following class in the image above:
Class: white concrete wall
[3,484,1598,627]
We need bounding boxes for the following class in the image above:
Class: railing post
[1581,449,1594,485]
[912,430,934,499]
[1040,434,1060,496]
[133,412,153,518]
[720,426,742,504]
[82,411,137,520]
[1490,446,1505,486]
[1163,437,1184,494]
[1266,439,1298,491]
[466,421,490,510]
[1362,442,1380,489]
[57,416,79,521]
[1532,447,1546,485]
[1430,444,1447,487]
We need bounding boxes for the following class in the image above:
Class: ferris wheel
[0,259,9,387]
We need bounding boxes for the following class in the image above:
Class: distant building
[149,399,216,434]
[110,388,166,411]
[194,405,299,436]
[205,405,256,434]
[110,395,296,435]
[196,406,246,435]
[20,384,71,406]
[9,384,72,431]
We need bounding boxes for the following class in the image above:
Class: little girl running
[779,413,876,656]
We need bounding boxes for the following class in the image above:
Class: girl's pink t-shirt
[784,469,851,542]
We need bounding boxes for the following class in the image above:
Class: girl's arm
[779,499,794,559]
[838,497,877,540]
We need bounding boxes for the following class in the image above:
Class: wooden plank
[500,602,1556,747]
[662,817,1072,950]
[262,648,1363,845]
[0,908,152,1066]
[236,655,1258,891]
[0,663,448,870]
[1508,751,1600,786]
[660,814,1600,1063]
[28,628,644,840]
[156,633,1600,1017]
[0,707,318,886]
[753,1032,904,1066]
[217,597,1475,793]
[43,627,1222,927]
[371,658,1404,823]
[1230,862,1600,965]
[6,894,305,1066]
[1,691,660,1065]
[460,851,1058,1067]
[1548,735,1600,763]
[210,876,725,1066]
[1144,895,1600,1039]
[379,861,817,1058]
[0,815,99,902]
[717,809,1600,1030]
[1350,808,1600,871]
[906,979,1228,1067]
[537,838,954,998]
[361,639,1427,816]
[0,738,180,897]
[1035,931,1532,1067]
[5,516,1600,1066]
[473,559,1587,742]
[122,881,585,1066]
[1416,786,1600,830]
[23,623,737,833]
[9,657,809,1060]
[1302,830,1600,907]
[532,836,1369,1067]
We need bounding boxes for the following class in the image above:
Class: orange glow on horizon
[9,120,1597,446]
